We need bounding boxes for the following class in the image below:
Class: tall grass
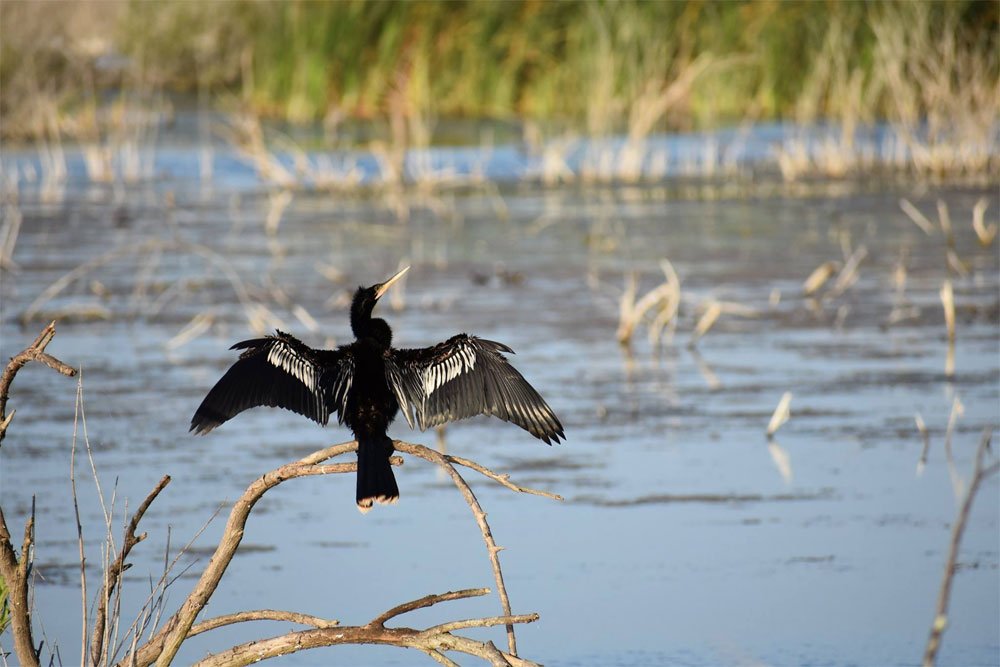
[2,1,996,178]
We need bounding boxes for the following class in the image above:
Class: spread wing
[190,331,353,434]
[385,334,564,444]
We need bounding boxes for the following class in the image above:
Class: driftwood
[0,323,558,667]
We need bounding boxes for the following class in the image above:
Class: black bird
[190,266,564,512]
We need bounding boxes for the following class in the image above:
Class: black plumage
[191,266,564,512]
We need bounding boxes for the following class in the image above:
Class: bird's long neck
[351,293,392,348]
[350,300,370,339]
[357,317,392,348]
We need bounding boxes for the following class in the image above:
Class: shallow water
[0,142,998,666]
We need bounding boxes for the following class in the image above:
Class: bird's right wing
[385,334,564,444]
[190,331,353,434]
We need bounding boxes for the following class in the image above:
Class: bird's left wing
[385,334,564,444]
[190,331,353,434]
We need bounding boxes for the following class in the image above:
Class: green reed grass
[2,1,996,177]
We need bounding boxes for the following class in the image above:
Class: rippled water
[1,142,997,666]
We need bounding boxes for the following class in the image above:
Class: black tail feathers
[356,436,399,513]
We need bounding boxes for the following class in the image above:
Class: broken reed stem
[900,199,936,235]
[767,392,793,438]
[923,429,999,667]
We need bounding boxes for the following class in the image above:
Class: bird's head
[351,266,409,343]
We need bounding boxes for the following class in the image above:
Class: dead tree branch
[188,588,540,667]
[368,588,490,628]
[90,475,172,666]
[923,428,999,667]
[0,320,76,445]
[392,442,528,656]
[0,322,77,667]
[116,439,555,667]
[189,609,341,636]
[0,505,39,667]
[133,445,368,667]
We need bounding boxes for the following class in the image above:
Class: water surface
[1,141,997,666]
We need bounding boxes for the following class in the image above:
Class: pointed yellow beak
[374,265,410,300]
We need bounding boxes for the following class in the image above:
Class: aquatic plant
[2,1,996,182]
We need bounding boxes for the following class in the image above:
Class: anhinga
[190,266,564,512]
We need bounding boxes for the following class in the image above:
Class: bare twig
[923,429,999,666]
[70,376,89,665]
[393,441,523,656]
[444,455,563,501]
[0,321,76,445]
[368,588,490,628]
[189,609,340,637]
[90,476,172,666]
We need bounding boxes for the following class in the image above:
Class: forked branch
[118,439,555,667]
[189,587,540,667]
[0,322,77,667]
[0,320,76,445]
